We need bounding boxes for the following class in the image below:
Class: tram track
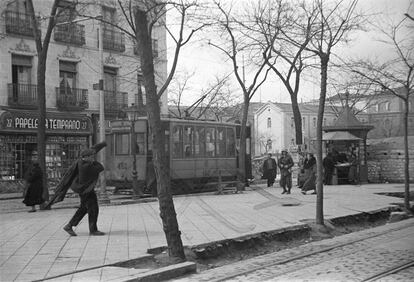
[205,219,414,282]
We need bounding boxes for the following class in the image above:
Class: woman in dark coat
[301,153,317,195]
[23,161,44,212]
[323,152,335,185]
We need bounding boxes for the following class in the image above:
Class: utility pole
[98,3,109,203]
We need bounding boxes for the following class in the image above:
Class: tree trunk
[135,9,185,260]
[37,52,49,204]
[238,95,249,188]
[290,94,303,145]
[316,55,329,225]
[403,97,410,212]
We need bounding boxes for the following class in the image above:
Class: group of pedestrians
[262,149,354,195]
[262,149,294,194]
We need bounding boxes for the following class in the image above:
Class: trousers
[69,190,99,232]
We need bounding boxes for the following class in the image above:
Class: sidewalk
[0,183,410,281]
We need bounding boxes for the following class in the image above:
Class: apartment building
[0,0,167,182]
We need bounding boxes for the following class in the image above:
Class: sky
[167,0,413,106]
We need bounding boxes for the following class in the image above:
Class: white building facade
[254,102,339,156]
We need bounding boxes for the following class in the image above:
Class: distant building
[254,102,340,156]
[0,0,167,182]
[317,88,414,139]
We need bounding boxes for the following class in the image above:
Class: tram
[106,117,252,195]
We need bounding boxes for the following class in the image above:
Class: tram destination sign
[0,111,92,133]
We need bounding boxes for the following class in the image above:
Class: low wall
[367,136,414,183]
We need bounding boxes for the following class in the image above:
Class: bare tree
[168,72,238,120]
[327,67,380,115]
[88,0,208,260]
[26,0,64,208]
[209,1,271,187]
[249,0,317,146]
[302,0,364,225]
[351,11,413,213]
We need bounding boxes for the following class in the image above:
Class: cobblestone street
[177,218,414,281]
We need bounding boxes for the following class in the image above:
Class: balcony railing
[54,23,85,46]
[104,90,128,114]
[56,87,89,111]
[8,83,38,109]
[5,10,39,37]
[103,28,125,52]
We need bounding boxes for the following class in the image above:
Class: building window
[104,67,117,91]
[291,117,294,128]
[267,139,272,151]
[267,117,271,128]
[59,61,77,93]
[302,117,306,130]
[313,117,316,127]
[385,102,391,111]
[115,133,129,155]
[135,133,145,155]
[152,39,158,58]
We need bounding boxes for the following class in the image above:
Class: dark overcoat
[46,142,106,208]
[23,163,45,206]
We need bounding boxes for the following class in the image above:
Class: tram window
[172,125,183,158]
[217,127,226,157]
[183,126,193,158]
[226,128,236,157]
[206,127,216,157]
[115,133,130,155]
[194,126,205,157]
[135,133,145,155]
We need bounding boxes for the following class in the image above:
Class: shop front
[0,110,93,185]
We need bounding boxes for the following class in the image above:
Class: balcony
[56,87,89,111]
[103,28,125,52]
[8,83,38,109]
[5,10,39,37]
[104,90,128,114]
[54,23,85,46]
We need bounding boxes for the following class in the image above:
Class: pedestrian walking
[262,153,277,187]
[297,152,306,189]
[22,151,44,212]
[348,152,358,185]
[301,153,317,195]
[46,142,107,236]
[278,149,294,194]
[323,152,335,185]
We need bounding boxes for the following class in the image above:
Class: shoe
[281,191,287,194]
[28,210,36,213]
[311,191,317,195]
[287,191,291,194]
[301,191,306,195]
[63,225,77,236]
[90,231,105,236]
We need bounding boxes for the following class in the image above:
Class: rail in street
[176,218,414,282]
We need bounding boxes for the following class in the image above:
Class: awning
[322,131,362,141]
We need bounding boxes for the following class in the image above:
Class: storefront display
[0,110,93,182]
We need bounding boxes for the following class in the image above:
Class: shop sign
[0,111,92,133]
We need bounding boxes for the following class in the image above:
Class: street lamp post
[125,104,143,199]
